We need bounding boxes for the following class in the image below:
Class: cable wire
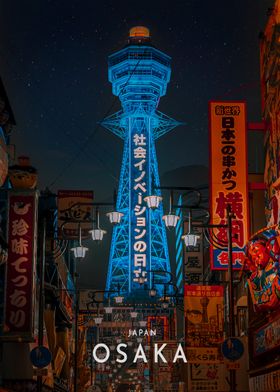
[47,51,146,189]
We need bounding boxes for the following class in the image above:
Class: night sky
[0,0,275,287]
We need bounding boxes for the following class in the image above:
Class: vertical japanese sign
[209,101,249,270]
[4,192,38,339]
[57,190,93,239]
[130,117,150,287]
[184,222,204,284]
[185,285,224,363]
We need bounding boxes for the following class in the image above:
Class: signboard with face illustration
[243,227,280,311]
[57,190,93,239]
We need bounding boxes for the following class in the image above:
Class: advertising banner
[4,192,38,340]
[184,285,224,354]
[57,190,93,239]
[209,101,249,270]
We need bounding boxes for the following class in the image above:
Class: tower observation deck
[103,27,180,296]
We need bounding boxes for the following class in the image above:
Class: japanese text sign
[184,222,203,284]
[4,192,38,339]
[209,101,249,270]
[57,190,93,239]
[130,118,150,287]
[184,285,224,350]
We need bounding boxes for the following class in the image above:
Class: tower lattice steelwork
[103,27,180,296]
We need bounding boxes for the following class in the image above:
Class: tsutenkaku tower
[103,27,180,296]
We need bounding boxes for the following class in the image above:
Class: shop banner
[4,192,38,339]
[57,190,93,239]
[185,285,224,351]
[209,101,249,270]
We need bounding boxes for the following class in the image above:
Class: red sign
[4,192,38,339]
[209,101,249,270]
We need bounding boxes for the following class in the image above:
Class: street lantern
[70,245,88,259]
[89,207,107,241]
[94,316,103,325]
[182,211,200,248]
[130,311,138,319]
[162,213,180,228]
[143,195,162,209]
[89,228,107,241]
[182,232,200,247]
[106,211,124,225]
[138,320,147,327]
[105,306,113,314]
[114,295,124,304]
[71,224,88,260]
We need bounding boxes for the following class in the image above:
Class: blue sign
[30,346,52,368]
[222,337,244,361]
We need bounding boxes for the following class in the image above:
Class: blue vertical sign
[130,117,150,289]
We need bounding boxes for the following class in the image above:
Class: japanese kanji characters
[132,132,148,283]
[210,103,248,270]
[5,194,36,334]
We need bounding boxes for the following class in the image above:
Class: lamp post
[59,199,123,391]
[145,185,237,392]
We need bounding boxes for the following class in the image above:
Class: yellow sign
[185,285,224,348]
[186,347,222,364]
[209,101,249,270]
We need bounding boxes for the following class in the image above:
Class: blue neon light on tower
[103,27,180,296]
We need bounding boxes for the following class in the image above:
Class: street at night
[0,1,279,391]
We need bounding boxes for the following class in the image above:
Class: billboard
[184,285,224,363]
[57,190,93,239]
[209,101,249,270]
[4,191,38,339]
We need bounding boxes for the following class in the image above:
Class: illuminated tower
[103,27,180,295]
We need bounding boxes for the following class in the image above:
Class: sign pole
[74,289,79,392]
[227,205,236,392]
[37,217,46,392]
